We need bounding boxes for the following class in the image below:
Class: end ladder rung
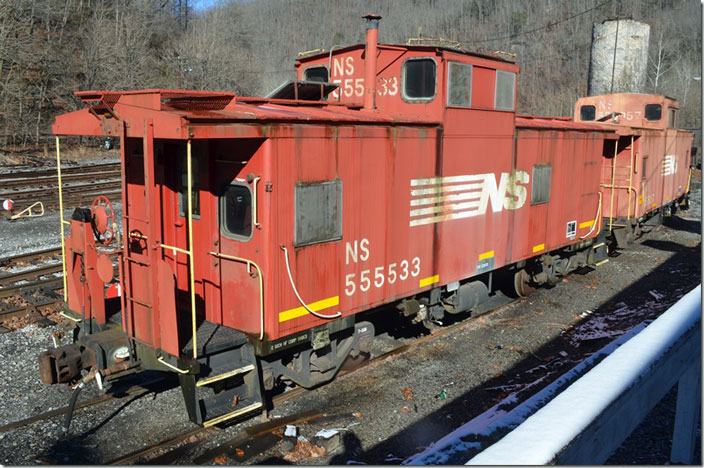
[202,401,263,427]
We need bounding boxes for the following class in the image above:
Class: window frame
[303,65,329,83]
[644,103,662,121]
[401,56,438,103]
[220,181,254,242]
[530,164,552,205]
[294,180,343,247]
[494,70,516,111]
[446,61,473,108]
[580,105,596,121]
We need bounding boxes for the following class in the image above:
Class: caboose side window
[645,104,662,121]
[447,62,472,107]
[221,184,252,240]
[402,58,436,101]
[580,105,596,121]
[295,180,342,246]
[494,70,516,111]
[304,66,328,82]
[531,165,551,205]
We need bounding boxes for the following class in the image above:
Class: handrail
[157,356,189,374]
[281,246,342,320]
[608,138,619,232]
[209,251,265,340]
[579,191,602,239]
[56,137,67,301]
[186,140,198,359]
[466,286,702,465]
[627,136,634,219]
[252,176,261,228]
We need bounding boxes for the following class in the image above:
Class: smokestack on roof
[363,14,381,110]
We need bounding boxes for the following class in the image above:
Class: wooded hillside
[0,0,700,146]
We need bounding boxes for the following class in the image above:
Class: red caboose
[574,93,693,245]
[42,16,614,426]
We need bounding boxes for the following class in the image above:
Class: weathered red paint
[52,41,687,359]
[574,93,693,221]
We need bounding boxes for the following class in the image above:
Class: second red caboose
[575,93,693,245]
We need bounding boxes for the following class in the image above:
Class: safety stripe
[279,296,339,323]
[639,194,644,205]
[532,243,545,253]
[478,250,495,261]
[419,275,440,288]
[579,220,595,229]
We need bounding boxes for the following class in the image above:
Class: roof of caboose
[295,42,515,65]
[52,89,441,139]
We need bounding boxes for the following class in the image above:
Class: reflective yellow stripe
[478,250,494,261]
[532,243,545,253]
[652,202,656,208]
[419,275,439,288]
[279,296,339,322]
[595,259,609,266]
[579,220,595,229]
[639,194,643,205]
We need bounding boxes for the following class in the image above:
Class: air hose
[63,381,85,433]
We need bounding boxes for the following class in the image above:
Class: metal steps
[179,335,264,427]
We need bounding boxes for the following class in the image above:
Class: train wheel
[340,351,370,372]
[514,269,536,297]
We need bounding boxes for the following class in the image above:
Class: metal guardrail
[465,285,701,465]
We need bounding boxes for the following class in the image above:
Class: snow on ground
[403,321,649,465]
[465,286,701,465]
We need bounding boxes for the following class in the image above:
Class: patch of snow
[403,320,650,465]
[466,286,700,465]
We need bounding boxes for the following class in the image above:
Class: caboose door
[212,140,267,337]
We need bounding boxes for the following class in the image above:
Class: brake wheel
[91,196,116,245]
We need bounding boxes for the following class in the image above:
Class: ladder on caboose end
[120,119,180,358]
[121,124,264,427]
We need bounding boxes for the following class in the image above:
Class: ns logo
[409,170,531,227]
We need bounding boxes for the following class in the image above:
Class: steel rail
[0,377,169,433]
[0,180,121,200]
[0,299,63,322]
[105,298,520,465]
[0,277,64,299]
[0,162,120,180]
[0,170,121,189]
[0,263,63,286]
[0,247,62,267]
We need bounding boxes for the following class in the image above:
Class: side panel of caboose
[271,124,440,338]
[513,129,603,257]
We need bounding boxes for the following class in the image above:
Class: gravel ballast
[0,180,699,465]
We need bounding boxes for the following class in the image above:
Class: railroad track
[0,376,172,434]
[107,296,519,465]
[0,162,121,212]
[0,295,518,464]
[0,248,64,322]
[0,162,120,180]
